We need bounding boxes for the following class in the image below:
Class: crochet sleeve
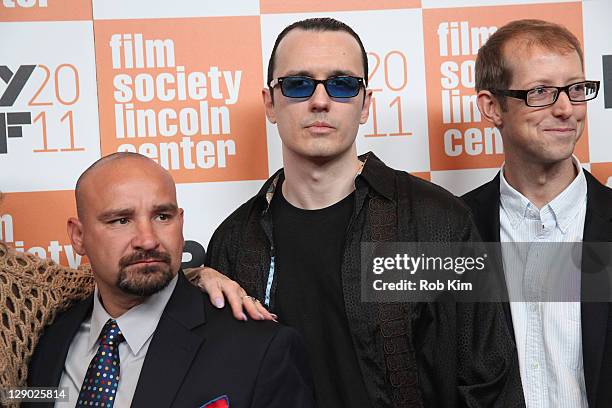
[0,242,94,394]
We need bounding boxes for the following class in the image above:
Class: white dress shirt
[500,158,588,408]
[55,274,178,408]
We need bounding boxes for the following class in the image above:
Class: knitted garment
[0,241,94,399]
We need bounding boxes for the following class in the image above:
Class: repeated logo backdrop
[94,16,268,183]
[1,0,610,267]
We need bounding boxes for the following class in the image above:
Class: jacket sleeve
[205,211,241,280]
[250,326,315,408]
[456,302,525,407]
[403,177,524,407]
[455,205,525,406]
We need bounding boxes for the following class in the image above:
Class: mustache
[119,249,172,269]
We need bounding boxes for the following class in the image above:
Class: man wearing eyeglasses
[463,19,612,407]
[200,17,524,407]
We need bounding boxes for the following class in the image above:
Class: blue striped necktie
[76,319,125,407]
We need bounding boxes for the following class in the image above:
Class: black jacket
[206,152,524,408]
[462,170,612,407]
[27,272,315,408]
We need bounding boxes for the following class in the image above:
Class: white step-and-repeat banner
[1,0,611,267]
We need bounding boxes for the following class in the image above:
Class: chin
[536,150,576,166]
[531,138,577,162]
[305,141,355,160]
[117,264,175,297]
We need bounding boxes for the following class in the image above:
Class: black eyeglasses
[269,75,365,98]
[491,80,600,107]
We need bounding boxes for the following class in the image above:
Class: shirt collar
[499,156,587,233]
[355,152,395,201]
[255,151,395,207]
[88,274,178,355]
[547,158,587,233]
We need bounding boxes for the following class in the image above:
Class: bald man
[26,153,314,408]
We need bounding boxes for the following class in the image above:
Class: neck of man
[97,284,145,318]
[503,155,578,209]
[281,144,361,210]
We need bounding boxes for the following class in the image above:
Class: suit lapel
[581,301,608,406]
[24,297,93,408]
[583,171,612,243]
[131,272,207,407]
[466,174,501,243]
[34,296,93,387]
[580,171,612,406]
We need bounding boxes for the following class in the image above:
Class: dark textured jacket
[206,152,524,408]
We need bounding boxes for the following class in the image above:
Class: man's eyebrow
[523,75,586,88]
[153,203,179,213]
[282,69,357,78]
[283,70,315,77]
[97,208,134,221]
[96,204,178,221]
[328,69,358,77]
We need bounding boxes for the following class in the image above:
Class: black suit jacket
[462,170,612,407]
[26,272,314,408]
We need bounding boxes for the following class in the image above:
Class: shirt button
[532,362,539,369]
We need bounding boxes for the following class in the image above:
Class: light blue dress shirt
[500,159,588,408]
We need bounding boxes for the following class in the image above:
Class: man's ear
[262,88,277,124]
[177,208,185,251]
[67,217,86,256]
[359,88,373,124]
[477,90,504,127]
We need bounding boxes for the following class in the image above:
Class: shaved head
[75,152,173,219]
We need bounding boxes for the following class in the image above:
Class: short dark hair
[267,17,369,89]
[475,19,583,108]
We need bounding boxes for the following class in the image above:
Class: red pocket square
[200,395,229,408]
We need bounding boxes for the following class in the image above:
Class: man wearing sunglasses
[200,17,524,407]
[463,19,612,407]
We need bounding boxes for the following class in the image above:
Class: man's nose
[308,82,331,112]
[551,89,574,119]
[131,220,160,250]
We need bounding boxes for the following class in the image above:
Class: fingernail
[270,313,278,319]
[241,313,248,321]
[214,298,224,308]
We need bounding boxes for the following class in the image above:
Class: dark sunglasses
[268,75,365,98]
